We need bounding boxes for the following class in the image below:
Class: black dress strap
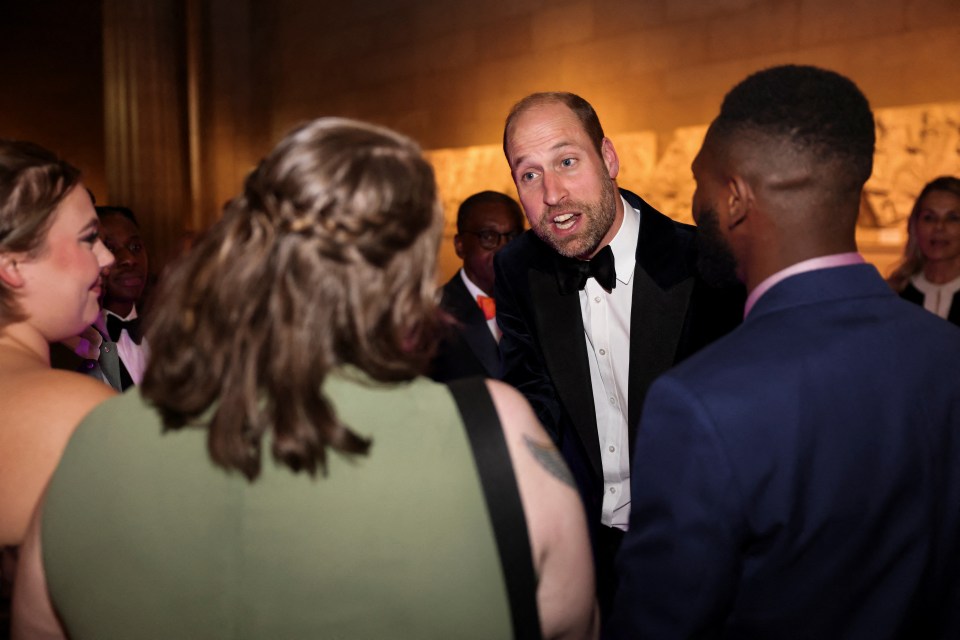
[447,377,542,640]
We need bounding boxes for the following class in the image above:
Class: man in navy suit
[494,92,743,615]
[429,191,523,382]
[609,65,960,639]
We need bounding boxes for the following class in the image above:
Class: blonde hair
[888,176,960,292]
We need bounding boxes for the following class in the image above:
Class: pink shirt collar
[744,252,865,318]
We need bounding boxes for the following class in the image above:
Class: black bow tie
[556,245,617,295]
[106,314,142,344]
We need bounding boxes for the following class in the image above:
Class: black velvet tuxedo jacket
[428,273,500,383]
[493,189,744,526]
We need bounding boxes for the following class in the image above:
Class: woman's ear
[0,254,26,288]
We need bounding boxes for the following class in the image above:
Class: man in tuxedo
[430,191,523,382]
[494,92,743,613]
[92,206,149,390]
[609,65,960,638]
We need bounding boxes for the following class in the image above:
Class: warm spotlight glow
[427,102,960,281]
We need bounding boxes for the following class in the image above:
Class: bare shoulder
[10,368,116,435]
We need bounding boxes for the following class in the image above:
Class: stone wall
[253,0,960,279]
[427,101,960,279]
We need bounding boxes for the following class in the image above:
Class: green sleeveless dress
[42,370,513,639]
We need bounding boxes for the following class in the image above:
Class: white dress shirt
[98,307,149,385]
[581,196,639,530]
[911,272,960,320]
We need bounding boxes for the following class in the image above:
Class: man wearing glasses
[430,191,523,382]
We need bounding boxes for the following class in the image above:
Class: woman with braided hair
[14,119,596,640]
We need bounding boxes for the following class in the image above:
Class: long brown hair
[142,118,444,480]
[0,140,81,325]
[888,176,960,292]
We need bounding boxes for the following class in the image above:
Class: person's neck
[923,257,960,285]
[0,323,51,367]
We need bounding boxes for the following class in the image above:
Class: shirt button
[103,346,110,353]
[608,445,615,453]
[599,348,606,356]
[609,397,616,405]
[594,296,601,303]
[609,487,617,494]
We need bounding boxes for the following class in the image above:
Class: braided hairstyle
[142,118,444,480]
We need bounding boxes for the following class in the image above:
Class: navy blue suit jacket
[609,264,960,639]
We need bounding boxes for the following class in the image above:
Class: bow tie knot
[106,314,143,344]
[556,245,616,294]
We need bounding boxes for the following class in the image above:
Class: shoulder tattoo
[523,435,575,489]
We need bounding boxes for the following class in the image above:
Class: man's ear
[601,138,620,181]
[726,175,754,230]
[453,234,465,260]
[0,254,25,288]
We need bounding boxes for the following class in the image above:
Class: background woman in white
[888,175,960,326]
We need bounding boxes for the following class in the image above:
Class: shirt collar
[912,271,960,295]
[745,252,865,318]
[459,268,487,300]
[607,194,639,286]
[96,306,139,334]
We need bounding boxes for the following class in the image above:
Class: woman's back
[42,372,514,639]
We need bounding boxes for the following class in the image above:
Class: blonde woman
[888,176,960,326]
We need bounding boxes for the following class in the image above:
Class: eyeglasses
[462,229,521,250]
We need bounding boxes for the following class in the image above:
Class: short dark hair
[713,65,875,191]
[96,205,139,228]
[503,91,606,160]
[142,118,444,482]
[455,190,524,233]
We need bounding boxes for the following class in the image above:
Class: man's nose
[542,171,567,206]
[114,246,135,264]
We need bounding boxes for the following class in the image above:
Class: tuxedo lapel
[443,277,500,377]
[528,261,602,478]
[626,196,696,446]
[628,269,693,434]
[458,312,500,378]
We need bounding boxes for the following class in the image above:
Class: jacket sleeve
[493,250,564,441]
[607,373,743,639]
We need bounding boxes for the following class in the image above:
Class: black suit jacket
[493,189,744,525]
[429,273,500,382]
[900,282,960,327]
